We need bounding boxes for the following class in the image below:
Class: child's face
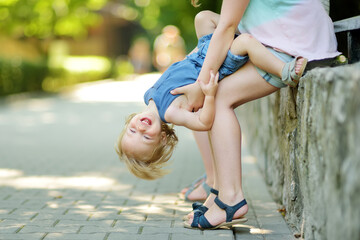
[121,112,164,161]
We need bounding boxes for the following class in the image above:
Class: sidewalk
[0,75,295,240]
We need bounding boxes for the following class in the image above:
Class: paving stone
[171,233,211,240]
[0,224,24,234]
[106,233,139,240]
[44,233,106,239]
[142,226,198,235]
[19,225,79,234]
[0,233,44,240]
[138,233,169,240]
[79,225,139,234]
[264,234,296,240]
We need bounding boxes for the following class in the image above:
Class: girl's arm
[197,0,249,84]
[167,72,219,131]
[171,0,249,108]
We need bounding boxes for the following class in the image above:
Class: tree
[0,0,107,40]
[120,0,222,52]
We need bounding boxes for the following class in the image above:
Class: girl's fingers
[170,85,190,95]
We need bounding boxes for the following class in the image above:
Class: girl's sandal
[184,196,248,230]
[182,188,219,221]
[281,56,308,87]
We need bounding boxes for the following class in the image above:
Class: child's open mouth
[140,118,152,125]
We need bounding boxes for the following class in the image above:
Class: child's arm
[167,72,219,131]
[170,82,205,112]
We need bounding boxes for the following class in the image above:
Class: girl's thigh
[216,61,279,108]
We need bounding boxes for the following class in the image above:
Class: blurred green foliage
[0,0,107,39]
[0,0,108,95]
[122,0,222,52]
[0,0,358,96]
[42,56,113,92]
[0,57,48,95]
[42,55,112,92]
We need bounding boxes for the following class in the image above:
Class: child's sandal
[281,56,308,87]
[185,181,212,202]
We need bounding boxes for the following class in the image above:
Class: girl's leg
[185,131,219,220]
[183,131,215,201]
[192,62,279,226]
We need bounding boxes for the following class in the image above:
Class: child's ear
[161,132,167,144]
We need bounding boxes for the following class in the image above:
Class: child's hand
[199,71,219,97]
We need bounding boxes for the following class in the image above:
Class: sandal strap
[192,202,208,213]
[210,188,219,195]
[214,197,247,223]
[198,212,214,228]
[191,211,204,227]
[191,188,218,212]
[202,182,212,196]
[281,59,297,87]
[184,174,207,200]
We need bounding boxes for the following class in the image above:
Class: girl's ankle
[219,190,245,205]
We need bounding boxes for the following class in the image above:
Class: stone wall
[237,62,360,240]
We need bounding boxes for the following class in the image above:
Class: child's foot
[295,57,306,75]
[180,174,206,195]
[281,56,308,87]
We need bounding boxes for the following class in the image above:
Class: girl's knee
[215,89,233,109]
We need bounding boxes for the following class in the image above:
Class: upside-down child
[115,10,308,180]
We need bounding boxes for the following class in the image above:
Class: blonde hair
[191,0,201,7]
[115,113,178,180]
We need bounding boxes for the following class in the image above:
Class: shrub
[0,57,48,96]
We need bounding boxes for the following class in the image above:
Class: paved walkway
[0,74,295,239]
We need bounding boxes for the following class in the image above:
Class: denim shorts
[255,47,294,88]
[187,34,249,81]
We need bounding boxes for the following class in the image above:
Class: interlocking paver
[0,233,45,240]
[0,77,295,239]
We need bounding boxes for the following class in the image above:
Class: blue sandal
[183,188,218,221]
[184,196,248,230]
[192,188,218,212]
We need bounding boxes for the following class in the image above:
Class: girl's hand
[199,71,219,97]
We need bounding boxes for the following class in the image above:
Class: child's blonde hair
[191,0,200,7]
[115,113,178,180]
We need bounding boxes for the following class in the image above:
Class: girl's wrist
[204,95,215,99]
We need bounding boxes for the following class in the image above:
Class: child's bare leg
[230,33,285,77]
[194,10,220,39]
[230,33,307,78]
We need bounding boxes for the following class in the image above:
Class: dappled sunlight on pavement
[0,169,121,190]
[61,73,159,103]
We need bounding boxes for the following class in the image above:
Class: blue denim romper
[144,34,249,123]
